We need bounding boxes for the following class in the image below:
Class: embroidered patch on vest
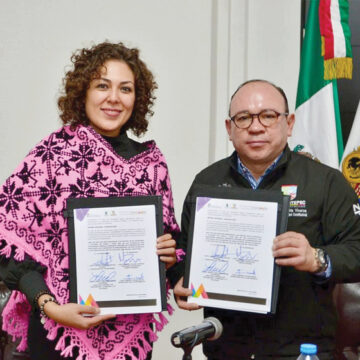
[281,185,297,200]
[353,201,360,216]
[288,200,308,217]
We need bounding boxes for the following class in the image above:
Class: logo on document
[79,293,99,307]
[191,283,208,298]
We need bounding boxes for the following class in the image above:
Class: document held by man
[67,196,165,315]
[186,194,284,314]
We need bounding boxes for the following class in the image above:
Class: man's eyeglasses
[230,109,288,129]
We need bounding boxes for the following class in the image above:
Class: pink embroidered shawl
[0,125,180,360]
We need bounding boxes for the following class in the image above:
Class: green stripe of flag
[332,80,344,161]
[296,0,331,109]
[339,0,352,57]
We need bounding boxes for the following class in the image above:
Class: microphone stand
[182,350,193,360]
[180,333,199,360]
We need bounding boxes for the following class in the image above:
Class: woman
[0,42,180,360]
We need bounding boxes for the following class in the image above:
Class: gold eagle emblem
[342,147,360,198]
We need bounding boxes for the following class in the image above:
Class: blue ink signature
[211,245,229,259]
[235,268,256,276]
[118,251,141,265]
[90,270,116,283]
[124,273,145,281]
[235,247,257,261]
[202,260,229,274]
[91,253,113,266]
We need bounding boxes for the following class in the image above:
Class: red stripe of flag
[319,0,334,60]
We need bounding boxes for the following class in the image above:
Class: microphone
[171,317,223,348]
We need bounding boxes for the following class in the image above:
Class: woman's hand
[156,233,176,269]
[39,295,115,330]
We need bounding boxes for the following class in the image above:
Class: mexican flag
[289,0,352,168]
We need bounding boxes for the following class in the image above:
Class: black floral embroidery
[0,180,24,217]
[95,321,117,339]
[108,180,124,197]
[55,267,69,283]
[69,178,95,198]
[54,159,73,176]
[22,202,45,230]
[40,221,66,249]
[135,169,151,185]
[38,178,64,207]
[159,176,169,192]
[88,163,110,188]
[108,179,135,196]
[54,246,67,267]
[16,161,43,186]
[69,144,95,169]
[34,137,62,163]
[55,128,75,148]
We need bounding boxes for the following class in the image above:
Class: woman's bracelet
[39,295,59,324]
[34,289,53,307]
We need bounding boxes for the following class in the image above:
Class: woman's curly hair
[58,42,157,136]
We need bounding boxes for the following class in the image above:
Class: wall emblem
[342,146,360,199]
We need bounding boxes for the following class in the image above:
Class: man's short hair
[228,79,289,116]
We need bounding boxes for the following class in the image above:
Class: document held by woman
[66,196,166,315]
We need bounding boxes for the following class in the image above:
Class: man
[168,80,360,359]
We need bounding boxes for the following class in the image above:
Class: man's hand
[157,233,176,269]
[174,277,201,311]
[272,231,318,272]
